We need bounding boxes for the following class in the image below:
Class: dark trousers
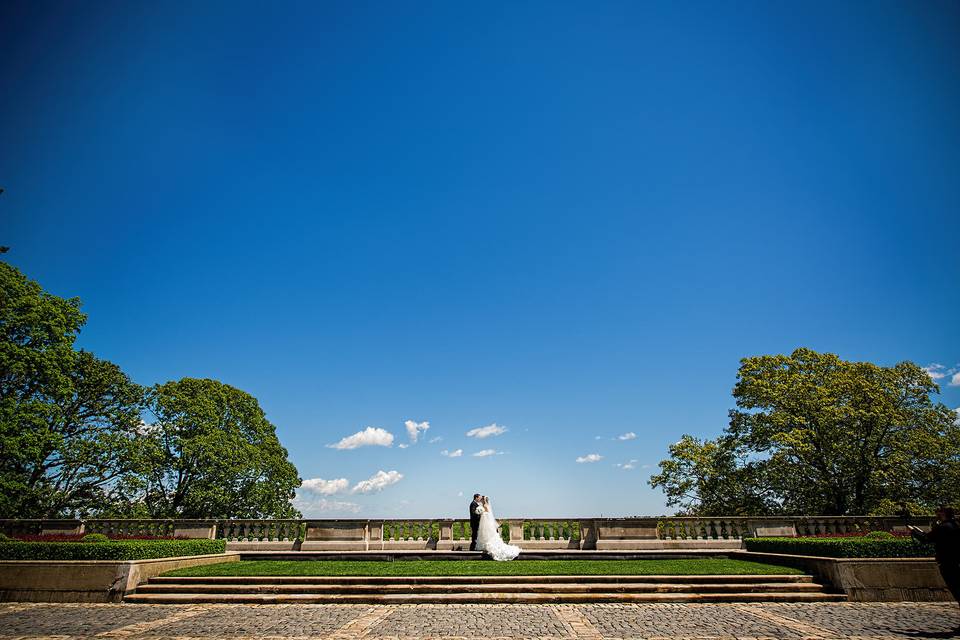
[469,519,480,551]
[939,564,960,602]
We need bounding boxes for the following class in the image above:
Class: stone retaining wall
[0,553,240,602]
[732,550,952,602]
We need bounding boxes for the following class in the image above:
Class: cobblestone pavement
[1,602,959,639]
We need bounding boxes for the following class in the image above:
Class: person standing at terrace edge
[910,506,960,606]
[469,493,482,551]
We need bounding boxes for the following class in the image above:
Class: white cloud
[466,423,508,439]
[924,363,960,386]
[404,420,430,443]
[292,495,361,515]
[473,449,498,457]
[301,477,349,495]
[576,453,603,463]
[398,443,409,449]
[615,459,638,470]
[327,427,394,450]
[351,470,403,494]
[617,432,637,441]
[428,436,443,444]
[924,364,948,380]
[441,449,463,457]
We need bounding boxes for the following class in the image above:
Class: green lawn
[163,558,801,577]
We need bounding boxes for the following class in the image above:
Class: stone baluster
[730,518,743,540]
[741,517,752,538]
[792,519,805,537]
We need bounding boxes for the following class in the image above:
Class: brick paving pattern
[0,602,958,639]
[581,603,803,638]
[370,604,572,638]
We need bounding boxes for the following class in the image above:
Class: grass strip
[164,558,801,577]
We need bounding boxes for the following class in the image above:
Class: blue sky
[2,1,958,518]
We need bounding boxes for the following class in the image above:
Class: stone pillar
[435,520,454,550]
[367,520,384,551]
[579,519,598,550]
[508,520,524,544]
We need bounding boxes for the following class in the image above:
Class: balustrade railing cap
[1,514,936,525]
[0,518,81,523]
[303,518,369,524]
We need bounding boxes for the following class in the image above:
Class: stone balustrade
[0,515,933,551]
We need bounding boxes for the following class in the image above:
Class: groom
[469,493,482,551]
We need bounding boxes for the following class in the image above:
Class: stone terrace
[1,602,958,639]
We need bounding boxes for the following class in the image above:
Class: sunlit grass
[164,558,801,577]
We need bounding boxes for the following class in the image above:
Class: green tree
[32,351,146,516]
[650,348,959,516]
[138,378,301,518]
[0,262,146,517]
[649,434,775,515]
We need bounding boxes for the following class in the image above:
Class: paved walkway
[1,602,959,639]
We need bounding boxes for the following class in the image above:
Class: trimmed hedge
[81,533,110,543]
[744,536,933,558]
[0,538,225,561]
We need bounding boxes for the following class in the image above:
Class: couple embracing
[468,493,521,561]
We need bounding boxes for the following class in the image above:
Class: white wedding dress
[475,504,521,561]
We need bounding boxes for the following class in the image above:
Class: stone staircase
[124,574,845,604]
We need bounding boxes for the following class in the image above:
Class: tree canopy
[136,378,301,519]
[650,348,959,516]
[0,261,301,518]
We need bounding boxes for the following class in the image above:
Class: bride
[474,496,521,561]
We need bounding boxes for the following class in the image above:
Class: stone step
[135,581,825,595]
[123,591,846,605]
[147,573,814,585]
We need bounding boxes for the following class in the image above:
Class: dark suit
[913,519,960,602]
[469,500,481,551]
